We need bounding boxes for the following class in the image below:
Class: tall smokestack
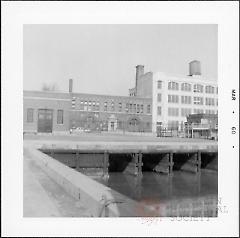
[69,79,73,93]
[189,60,201,76]
[136,65,144,88]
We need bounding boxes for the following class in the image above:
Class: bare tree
[41,83,58,91]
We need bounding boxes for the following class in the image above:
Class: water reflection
[93,170,218,216]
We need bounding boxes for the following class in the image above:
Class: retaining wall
[23,146,154,217]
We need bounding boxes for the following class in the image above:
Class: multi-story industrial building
[24,61,218,135]
[129,61,218,133]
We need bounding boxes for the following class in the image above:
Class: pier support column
[181,152,201,173]
[138,152,143,177]
[205,153,218,171]
[103,151,109,178]
[153,153,174,174]
[169,152,174,174]
[197,151,201,172]
[123,152,143,177]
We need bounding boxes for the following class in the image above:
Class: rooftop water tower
[189,60,201,76]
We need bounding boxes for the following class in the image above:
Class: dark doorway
[38,109,53,133]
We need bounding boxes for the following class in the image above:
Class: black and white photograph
[2,2,239,237]
[22,24,219,218]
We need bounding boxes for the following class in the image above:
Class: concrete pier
[179,152,201,173]
[23,134,218,217]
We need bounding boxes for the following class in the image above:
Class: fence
[70,120,218,140]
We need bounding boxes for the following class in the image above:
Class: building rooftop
[23,90,152,101]
[153,71,218,85]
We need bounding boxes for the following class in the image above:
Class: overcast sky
[23,24,217,96]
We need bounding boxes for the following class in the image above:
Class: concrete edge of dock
[23,145,156,217]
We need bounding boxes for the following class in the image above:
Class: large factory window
[205,85,215,94]
[181,83,191,91]
[96,102,100,111]
[193,97,203,105]
[157,80,162,89]
[193,84,203,93]
[27,108,34,123]
[80,101,84,110]
[168,81,179,90]
[111,101,115,111]
[92,101,96,111]
[205,97,215,106]
[88,101,92,111]
[168,95,179,103]
[125,103,129,112]
[118,102,122,112]
[104,102,108,111]
[133,104,136,113]
[137,104,140,113]
[181,95,191,104]
[84,101,88,111]
[57,110,64,124]
[129,104,133,113]
[147,105,151,114]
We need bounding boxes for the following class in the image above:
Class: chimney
[189,60,201,76]
[136,65,144,88]
[69,79,73,93]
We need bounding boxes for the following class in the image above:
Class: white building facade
[152,72,218,133]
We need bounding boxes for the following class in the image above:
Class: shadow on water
[108,154,133,172]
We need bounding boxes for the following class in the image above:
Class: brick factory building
[23,81,152,134]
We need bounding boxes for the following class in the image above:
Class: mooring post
[103,151,109,178]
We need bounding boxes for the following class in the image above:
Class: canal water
[42,149,218,217]
[92,170,218,217]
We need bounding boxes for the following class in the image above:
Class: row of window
[157,80,217,94]
[157,93,218,106]
[156,107,217,117]
[79,101,100,111]
[26,109,64,124]
[75,99,151,114]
